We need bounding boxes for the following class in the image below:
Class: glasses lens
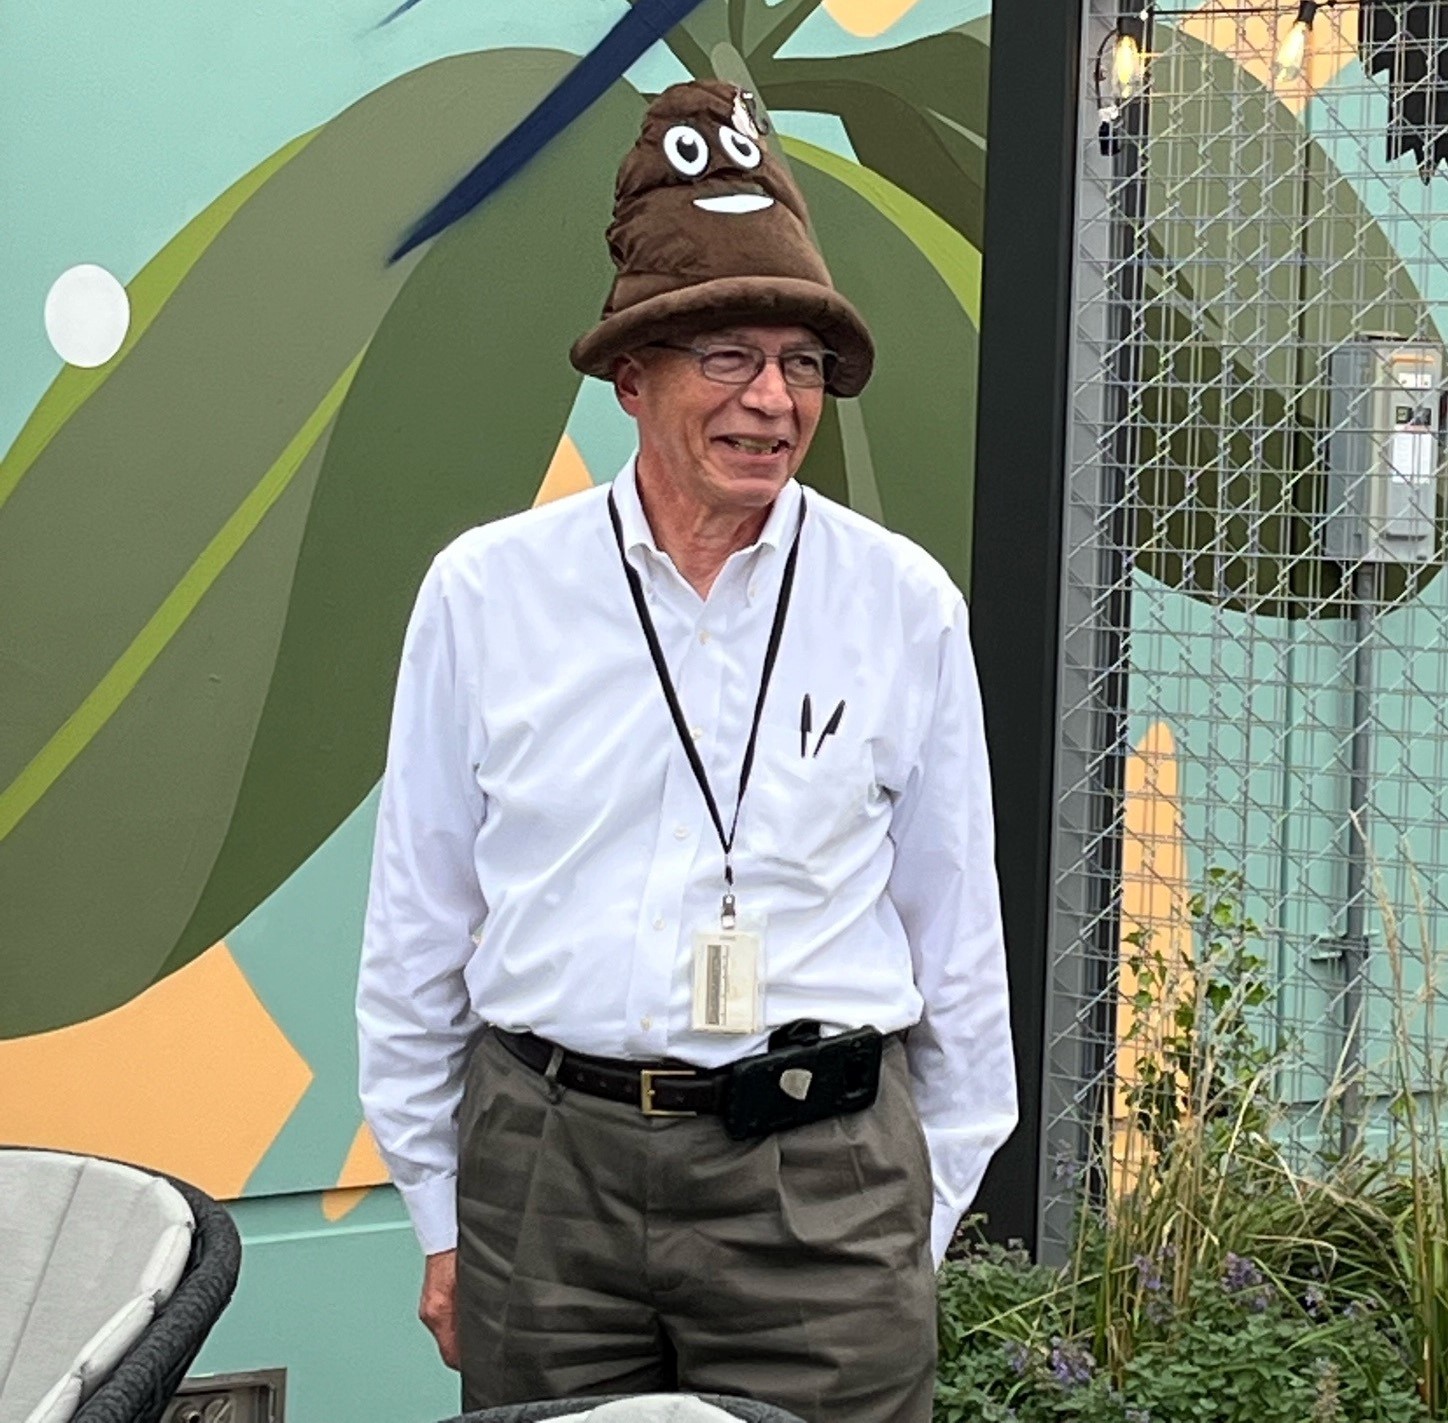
[780,351,832,388]
[698,347,761,382]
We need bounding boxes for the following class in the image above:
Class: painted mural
[5,0,1446,1240]
[0,0,990,1217]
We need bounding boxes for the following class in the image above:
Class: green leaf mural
[2,4,991,1037]
[0,51,641,1037]
[154,81,645,987]
[788,137,979,591]
[6,2,1441,1042]
[757,25,990,252]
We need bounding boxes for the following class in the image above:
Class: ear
[613,351,648,417]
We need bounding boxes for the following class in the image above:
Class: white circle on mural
[44,264,130,367]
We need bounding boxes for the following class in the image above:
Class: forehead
[687,323,823,347]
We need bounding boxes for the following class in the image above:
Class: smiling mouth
[693,193,775,213]
[718,436,791,455]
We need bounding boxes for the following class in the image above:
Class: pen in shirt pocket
[812,700,845,758]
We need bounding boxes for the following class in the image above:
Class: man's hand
[420,1248,460,1370]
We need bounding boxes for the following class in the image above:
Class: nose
[739,355,794,417]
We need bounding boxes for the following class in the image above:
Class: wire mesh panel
[1044,0,1448,1263]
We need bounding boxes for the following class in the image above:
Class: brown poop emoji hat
[569,79,874,397]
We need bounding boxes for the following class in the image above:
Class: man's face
[613,323,826,513]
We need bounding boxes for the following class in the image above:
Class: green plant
[1122,867,1274,1158]
[934,1250,1427,1422]
[1071,866,1295,1377]
[934,863,1435,1419]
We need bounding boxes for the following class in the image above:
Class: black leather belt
[492,1025,904,1119]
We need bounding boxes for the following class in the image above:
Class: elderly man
[357,80,1017,1423]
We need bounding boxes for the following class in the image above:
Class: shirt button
[690,726,703,740]
[698,630,711,645]
[674,825,689,840]
[641,1016,653,1030]
[653,916,666,930]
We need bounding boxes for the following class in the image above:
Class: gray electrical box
[1323,337,1444,565]
[162,1368,285,1423]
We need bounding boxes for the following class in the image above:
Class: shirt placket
[625,553,731,1054]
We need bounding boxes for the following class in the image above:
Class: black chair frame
[2,1147,242,1423]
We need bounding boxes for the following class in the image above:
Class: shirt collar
[610,452,803,559]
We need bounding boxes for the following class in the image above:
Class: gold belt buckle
[640,1067,697,1117]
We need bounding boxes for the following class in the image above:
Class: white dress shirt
[356,454,1017,1267]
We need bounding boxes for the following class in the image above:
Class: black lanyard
[606,485,806,928]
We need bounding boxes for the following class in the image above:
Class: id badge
[691,921,765,1034]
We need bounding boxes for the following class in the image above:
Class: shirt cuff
[930,1191,963,1270]
[397,1173,458,1255]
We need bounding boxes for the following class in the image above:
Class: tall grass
[1370,841,1448,1413]
[946,850,1448,1414]
[1042,863,1436,1395]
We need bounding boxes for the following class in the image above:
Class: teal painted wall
[192,1190,457,1423]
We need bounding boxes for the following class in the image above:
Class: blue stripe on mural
[376,0,429,26]
[388,0,707,263]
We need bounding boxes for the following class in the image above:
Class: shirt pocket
[740,720,877,871]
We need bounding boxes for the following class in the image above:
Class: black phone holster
[720,1020,885,1141]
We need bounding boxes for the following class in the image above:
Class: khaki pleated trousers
[455,1026,938,1422]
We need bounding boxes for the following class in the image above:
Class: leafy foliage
[933,865,1434,1420]
[1121,867,1275,1159]
[935,1237,1428,1422]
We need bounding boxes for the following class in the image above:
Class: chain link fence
[1042,0,1448,1263]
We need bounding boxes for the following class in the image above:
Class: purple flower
[1145,1295,1173,1326]
[1134,1253,1164,1292]
[1052,1153,1084,1186]
[1048,1336,1095,1389]
[1126,1410,1152,1423]
[1004,1341,1029,1377]
[1304,1283,1326,1317]
[1222,1252,1263,1293]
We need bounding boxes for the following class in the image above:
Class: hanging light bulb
[1111,25,1145,103]
[1275,1,1320,83]
[1097,12,1148,156]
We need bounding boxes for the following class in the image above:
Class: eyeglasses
[649,341,837,389]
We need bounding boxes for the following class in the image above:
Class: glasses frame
[648,340,838,389]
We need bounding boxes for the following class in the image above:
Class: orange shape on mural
[534,433,594,508]
[823,0,922,39]
[0,943,311,1200]
[321,1121,391,1221]
[1112,721,1193,1194]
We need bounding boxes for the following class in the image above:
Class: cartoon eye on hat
[663,124,709,177]
[718,125,761,169]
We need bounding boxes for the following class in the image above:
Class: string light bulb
[1111,27,1145,103]
[1275,1,1320,83]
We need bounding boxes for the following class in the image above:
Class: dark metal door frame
[968,0,1086,1255]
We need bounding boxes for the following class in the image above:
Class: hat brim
[569,276,875,397]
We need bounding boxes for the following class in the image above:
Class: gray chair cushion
[449,1395,806,1422]
[0,1152,194,1423]
[550,1402,741,1423]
